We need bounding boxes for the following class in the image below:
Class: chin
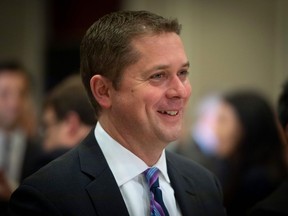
[162,132,181,143]
[156,124,182,143]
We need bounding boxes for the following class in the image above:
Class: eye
[178,70,189,76]
[149,72,166,80]
[178,70,189,80]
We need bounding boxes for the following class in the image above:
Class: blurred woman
[214,91,287,216]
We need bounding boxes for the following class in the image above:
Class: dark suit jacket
[21,140,43,181]
[249,179,288,216]
[9,130,226,216]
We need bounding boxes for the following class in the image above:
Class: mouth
[157,110,179,116]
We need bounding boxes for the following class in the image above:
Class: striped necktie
[144,167,169,216]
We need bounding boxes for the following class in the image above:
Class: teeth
[159,111,178,116]
[166,111,178,116]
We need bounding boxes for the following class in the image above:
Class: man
[249,81,288,216]
[0,61,39,215]
[9,11,226,216]
[38,75,96,166]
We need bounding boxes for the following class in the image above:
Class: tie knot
[144,167,160,189]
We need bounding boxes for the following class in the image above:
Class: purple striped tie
[144,167,169,216]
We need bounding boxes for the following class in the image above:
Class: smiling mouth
[157,110,179,116]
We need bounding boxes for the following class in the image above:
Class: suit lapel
[78,130,206,216]
[167,152,205,216]
[85,169,129,216]
[78,130,129,216]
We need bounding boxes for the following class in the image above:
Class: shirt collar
[94,122,170,186]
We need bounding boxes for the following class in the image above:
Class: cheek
[0,96,5,105]
[130,87,164,111]
[217,123,241,156]
[185,82,192,98]
[47,125,64,141]
[46,127,58,142]
[43,128,55,149]
[58,124,69,139]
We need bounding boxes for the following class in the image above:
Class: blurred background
[1,1,288,215]
[1,0,287,114]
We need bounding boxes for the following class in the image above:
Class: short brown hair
[80,10,181,117]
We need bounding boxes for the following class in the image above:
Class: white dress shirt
[0,129,27,190]
[95,122,181,216]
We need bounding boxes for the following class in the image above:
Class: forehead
[0,70,26,79]
[132,33,185,55]
[0,71,27,84]
[128,33,188,71]
[0,73,28,98]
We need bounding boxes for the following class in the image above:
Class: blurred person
[0,61,40,215]
[249,82,288,216]
[9,11,226,216]
[39,75,96,166]
[213,91,287,216]
[278,80,288,144]
[277,80,288,164]
[174,94,222,173]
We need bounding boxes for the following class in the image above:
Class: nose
[166,76,191,99]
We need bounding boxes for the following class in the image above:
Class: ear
[90,75,112,109]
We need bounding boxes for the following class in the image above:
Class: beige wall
[122,0,288,116]
[0,0,287,124]
[274,0,288,102]
[0,0,46,103]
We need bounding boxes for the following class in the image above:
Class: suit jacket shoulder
[167,150,220,181]
[21,139,43,181]
[9,130,225,216]
[9,130,129,216]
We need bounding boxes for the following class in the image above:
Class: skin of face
[42,106,92,152]
[92,33,191,163]
[42,107,66,151]
[214,102,242,158]
[0,72,28,130]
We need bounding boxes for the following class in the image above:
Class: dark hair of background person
[80,10,181,117]
[0,61,25,73]
[278,80,288,129]
[44,75,96,126]
[221,91,287,215]
[224,91,286,169]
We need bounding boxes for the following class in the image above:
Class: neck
[99,116,165,167]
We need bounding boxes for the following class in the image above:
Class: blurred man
[250,81,288,216]
[278,81,288,141]
[0,61,39,215]
[278,80,288,165]
[10,11,226,216]
[39,75,96,165]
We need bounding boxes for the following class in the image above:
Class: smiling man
[9,11,226,216]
